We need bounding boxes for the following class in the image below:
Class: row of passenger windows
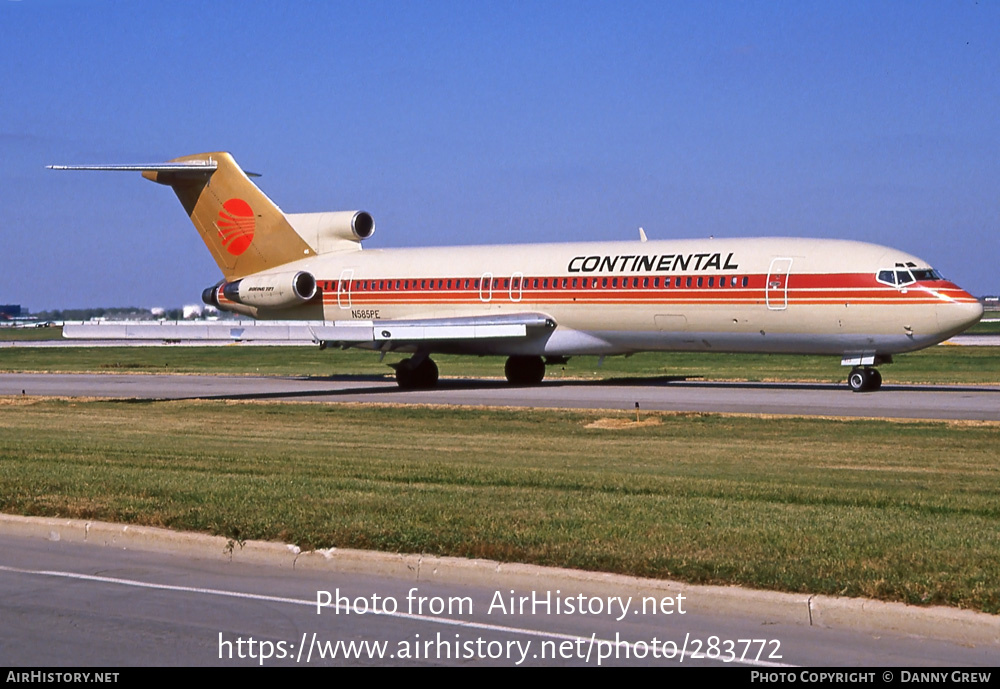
[320,275,753,292]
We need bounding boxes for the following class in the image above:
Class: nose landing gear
[848,367,882,393]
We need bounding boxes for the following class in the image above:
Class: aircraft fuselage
[234,236,982,360]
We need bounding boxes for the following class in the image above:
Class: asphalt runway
[2,372,999,420]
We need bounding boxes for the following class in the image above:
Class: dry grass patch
[584,416,662,429]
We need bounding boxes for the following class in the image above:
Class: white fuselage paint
[238,237,982,359]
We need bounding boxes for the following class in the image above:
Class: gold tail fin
[142,152,313,280]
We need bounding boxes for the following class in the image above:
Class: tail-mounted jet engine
[286,210,375,254]
[202,270,317,310]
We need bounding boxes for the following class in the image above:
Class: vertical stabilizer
[142,152,314,280]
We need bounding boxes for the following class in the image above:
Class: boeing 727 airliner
[50,152,983,391]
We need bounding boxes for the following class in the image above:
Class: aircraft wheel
[504,355,546,385]
[868,368,882,391]
[848,367,880,393]
[848,368,866,392]
[395,357,439,389]
[414,357,439,388]
[395,360,416,389]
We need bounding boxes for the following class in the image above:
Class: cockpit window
[876,264,943,287]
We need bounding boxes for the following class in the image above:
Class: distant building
[0,305,22,319]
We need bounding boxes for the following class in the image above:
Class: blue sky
[2,0,998,310]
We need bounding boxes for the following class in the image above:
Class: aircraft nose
[938,299,984,337]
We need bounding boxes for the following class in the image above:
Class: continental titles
[567,252,738,274]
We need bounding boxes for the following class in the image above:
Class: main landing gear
[848,367,882,393]
[504,355,546,385]
[391,354,549,388]
[393,356,439,389]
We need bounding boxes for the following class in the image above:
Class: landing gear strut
[394,356,439,389]
[504,355,546,385]
[848,367,882,393]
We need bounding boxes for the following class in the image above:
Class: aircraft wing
[61,313,556,345]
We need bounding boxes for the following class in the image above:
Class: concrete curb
[2,513,997,648]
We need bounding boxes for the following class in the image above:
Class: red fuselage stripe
[311,273,976,306]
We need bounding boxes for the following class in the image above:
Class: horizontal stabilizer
[47,160,260,177]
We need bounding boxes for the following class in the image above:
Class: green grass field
[0,326,63,341]
[2,341,1000,386]
[1,398,998,613]
[968,318,1000,334]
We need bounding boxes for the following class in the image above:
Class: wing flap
[62,313,555,343]
[62,320,366,342]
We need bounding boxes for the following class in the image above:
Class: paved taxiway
[2,518,996,667]
[2,372,999,420]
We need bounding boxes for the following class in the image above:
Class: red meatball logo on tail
[216,199,255,255]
